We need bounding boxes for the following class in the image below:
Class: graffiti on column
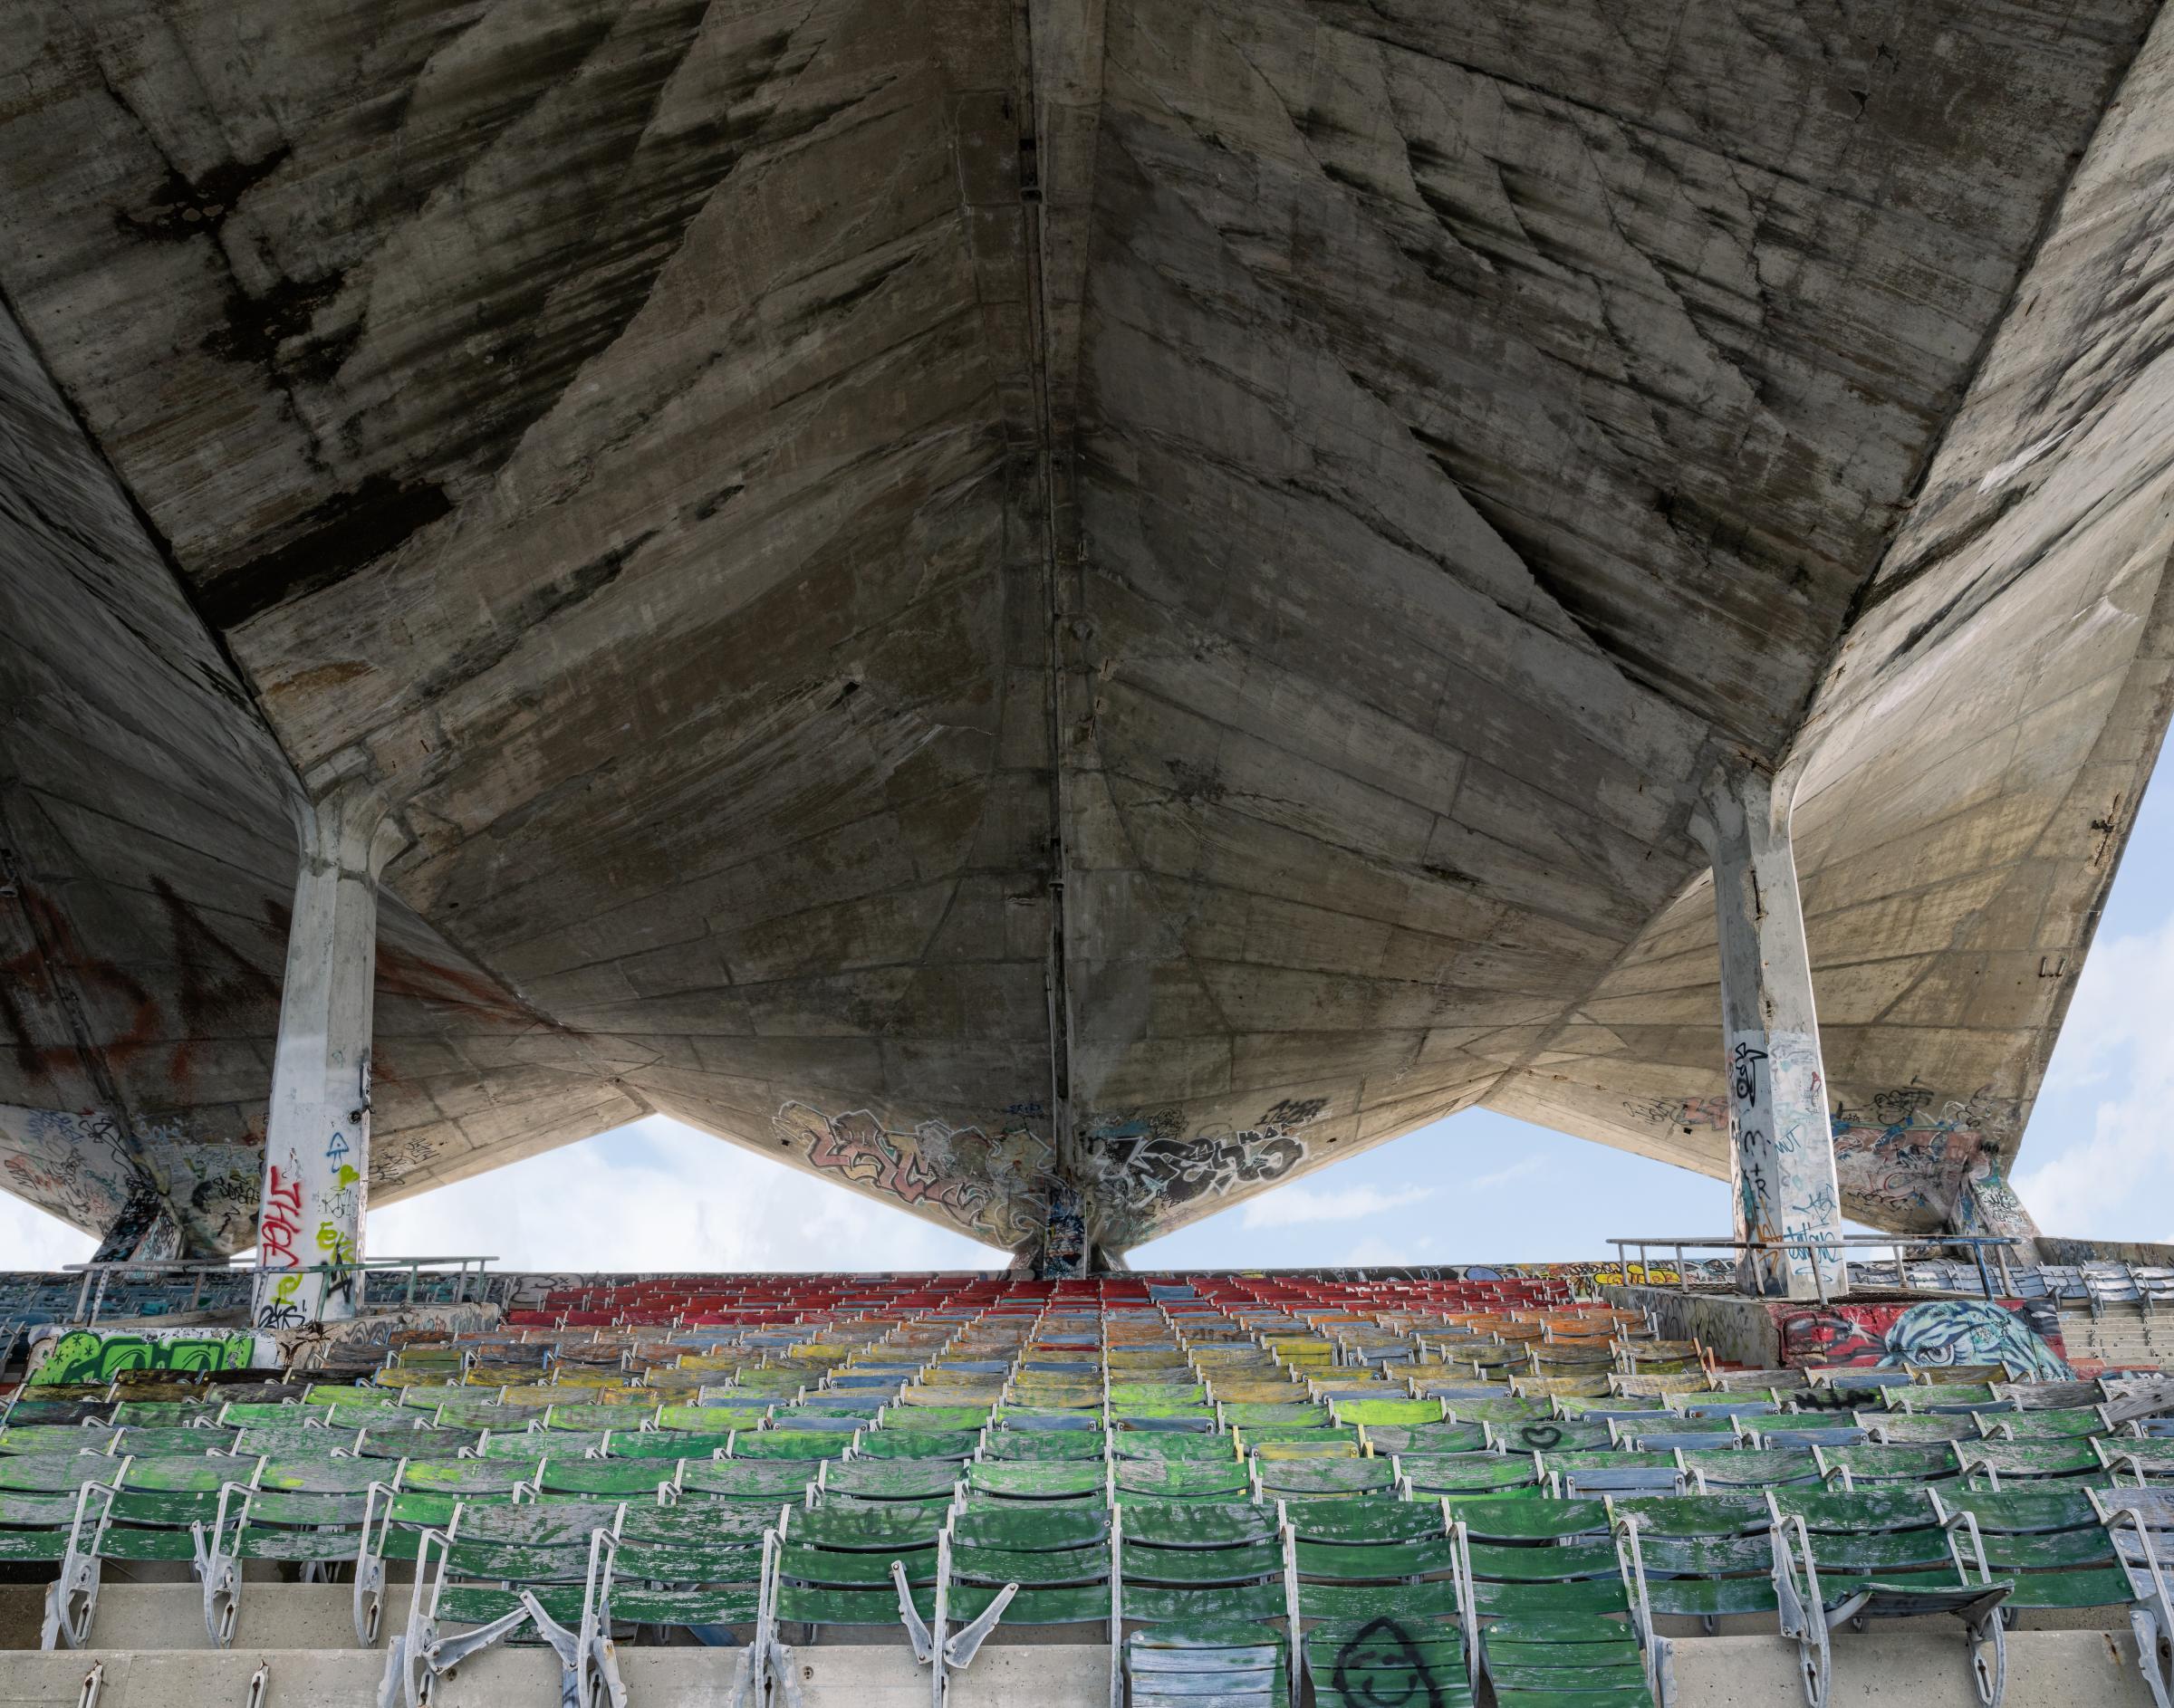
[1726,1029,1840,1295]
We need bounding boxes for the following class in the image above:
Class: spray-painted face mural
[1777,1298,2069,1379]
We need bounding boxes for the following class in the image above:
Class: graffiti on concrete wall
[0,1105,149,1234]
[274,1301,499,1368]
[1621,1094,1731,1133]
[1829,1084,2023,1224]
[773,1101,1048,1248]
[28,1325,265,1385]
[1776,1297,2069,1379]
[1622,1078,2026,1231]
[1082,1099,1325,1240]
[88,1181,185,1264]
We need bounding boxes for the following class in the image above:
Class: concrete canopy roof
[3,0,2171,1262]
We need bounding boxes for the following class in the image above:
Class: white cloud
[1470,1156,1545,1193]
[0,1195,95,1270]
[370,1117,1007,1273]
[1339,1235,1410,1266]
[2015,915,2174,1235]
[1239,1183,1432,1229]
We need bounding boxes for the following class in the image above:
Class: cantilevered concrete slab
[2,0,2171,1264]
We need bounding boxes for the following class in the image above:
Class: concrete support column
[252,777,399,1328]
[1695,764,1846,1300]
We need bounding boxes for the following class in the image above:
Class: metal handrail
[1605,1233,2020,1307]
[55,1254,499,1323]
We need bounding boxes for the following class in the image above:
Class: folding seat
[1492,1418,1614,1453]
[1750,1423,1870,1453]
[658,1400,771,1432]
[1328,1397,1444,1430]
[883,1405,990,1434]
[110,1400,221,1427]
[1887,1383,2011,1416]
[529,1456,678,1502]
[995,1404,1100,1433]
[1399,1454,1544,1498]
[400,1456,542,1499]
[357,1424,482,1460]
[1247,1433,1361,1461]
[1611,1494,1786,1699]
[818,1457,961,1504]
[548,1401,660,1434]
[963,1459,1108,1504]
[594,1499,771,1667]
[384,1499,628,1708]
[1288,1497,1473,1707]
[1452,1509,1650,1706]
[42,1454,251,1649]
[1815,1443,1960,1490]
[855,1427,980,1463]
[1221,1400,1332,1432]
[671,1455,814,1507]
[1115,1458,1253,1503]
[1539,1452,1684,1499]
[1979,1406,2110,1440]
[1861,1413,1984,1444]
[1677,1448,1821,1493]
[602,1428,735,1460]
[2100,1438,2174,1484]
[193,1479,379,1646]
[767,1495,945,1650]
[255,1453,385,1494]
[224,1422,361,1459]
[2079,1485,2174,1706]
[1957,1440,2102,1487]
[1767,1484,2006,1704]
[1928,1486,2126,1621]
[0,1424,122,1457]
[928,1503,1118,1698]
[1611,1415,1736,1453]
[1254,1458,1397,1502]
[1358,1421,1489,1456]
[1120,1498,1294,1706]
[732,1429,860,1463]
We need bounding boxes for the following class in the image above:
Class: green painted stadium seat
[386,1499,628,1708]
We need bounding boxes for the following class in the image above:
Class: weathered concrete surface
[2,1,2172,1258]
[0,1635,2143,1707]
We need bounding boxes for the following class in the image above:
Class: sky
[5,764,2169,1276]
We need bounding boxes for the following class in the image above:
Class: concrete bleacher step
[0,1634,2149,1708]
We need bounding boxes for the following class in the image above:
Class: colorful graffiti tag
[30,1327,264,1385]
[773,1102,1048,1248]
[1776,1298,2070,1379]
[1829,1086,2021,1224]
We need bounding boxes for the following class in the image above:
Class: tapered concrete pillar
[1694,764,1846,1300]
[252,775,399,1327]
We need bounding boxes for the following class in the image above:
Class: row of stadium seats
[8,1281,2174,1708]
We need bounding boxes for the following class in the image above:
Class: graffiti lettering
[773,1102,1044,1247]
[31,1328,260,1386]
